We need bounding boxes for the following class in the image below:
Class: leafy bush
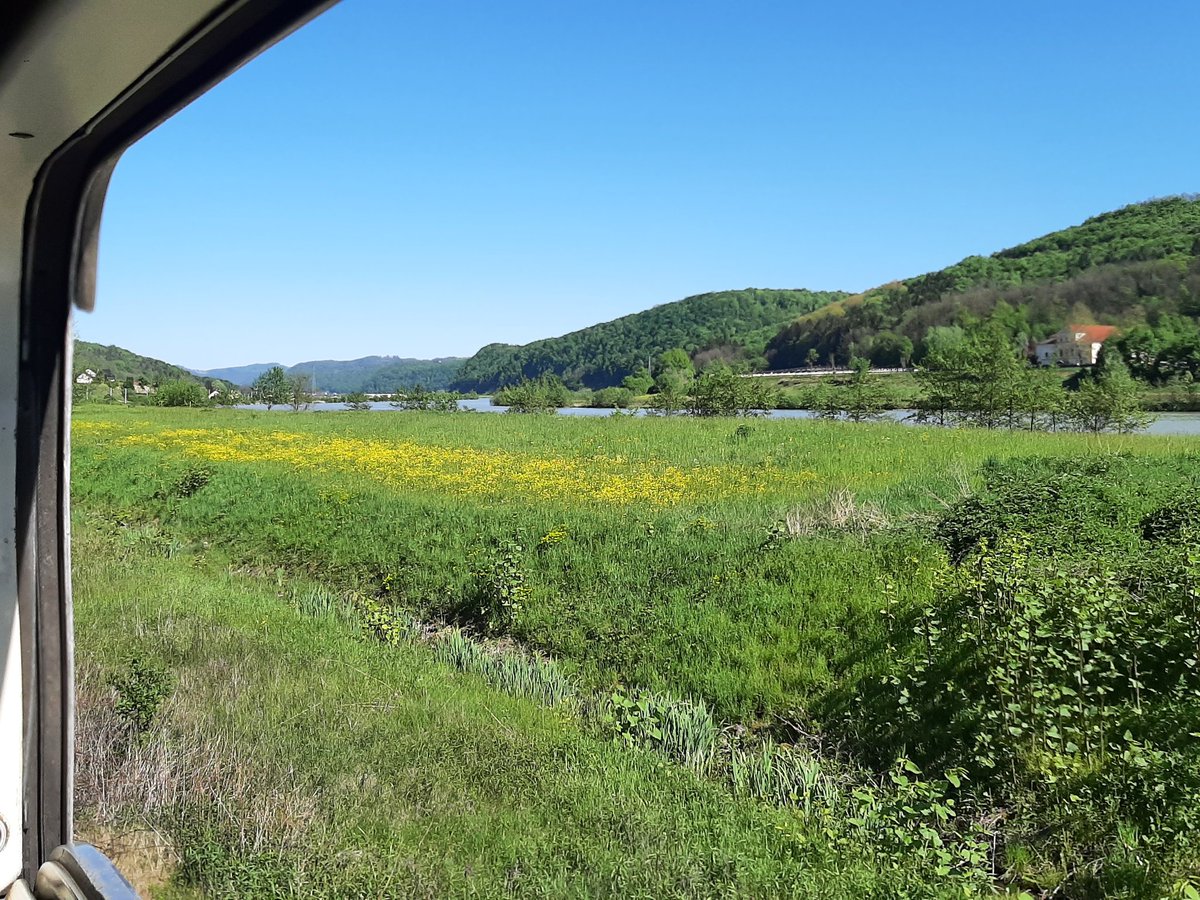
[151,380,210,408]
[933,455,1170,562]
[1141,490,1200,544]
[107,656,172,734]
[687,365,777,416]
[494,375,571,412]
[861,455,1200,893]
[466,537,528,632]
[590,386,634,408]
[342,392,371,411]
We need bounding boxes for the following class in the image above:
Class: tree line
[451,288,847,392]
[797,325,1149,433]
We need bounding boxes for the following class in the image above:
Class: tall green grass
[72,514,972,898]
[71,406,1200,896]
[72,407,1199,724]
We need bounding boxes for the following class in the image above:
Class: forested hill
[451,288,848,391]
[198,356,465,392]
[74,340,199,385]
[766,195,1200,369]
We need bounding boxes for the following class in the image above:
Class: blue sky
[84,0,1200,369]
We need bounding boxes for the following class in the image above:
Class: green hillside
[201,356,464,393]
[451,288,848,392]
[767,195,1200,370]
[74,340,199,386]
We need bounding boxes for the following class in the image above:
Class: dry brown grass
[74,657,321,892]
[784,488,890,538]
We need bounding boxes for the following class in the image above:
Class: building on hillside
[1033,324,1118,367]
[74,368,97,384]
[132,380,154,395]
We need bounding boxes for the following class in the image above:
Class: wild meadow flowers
[88,422,781,507]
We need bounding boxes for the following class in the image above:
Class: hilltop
[766,195,1200,369]
[74,340,200,386]
[451,288,848,392]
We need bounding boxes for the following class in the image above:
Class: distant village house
[1033,324,1117,367]
[74,368,97,384]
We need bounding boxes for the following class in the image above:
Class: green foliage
[657,347,695,375]
[596,688,718,773]
[210,382,240,407]
[73,406,1200,896]
[853,455,1200,894]
[157,465,214,502]
[74,340,199,387]
[912,321,1149,432]
[453,288,847,392]
[433,627,575,707]
[588,386,635,408]
[621,369,654,395]
[1070,351,1152,433]
[767,196,1200,375]
[287,374,312,411]
[468,537,529,632]
[493,374,571,412]
[151,380,210,408]
[807,358,891,422]
[78,523,962,900]
[687,365,777,417]
[251,366,291,409]
[107,656,172,734]
[342,391,371,411]
[388,385,461,411]
[1140,490,1200,545]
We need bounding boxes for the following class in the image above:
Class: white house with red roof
[1033,324,1118,367]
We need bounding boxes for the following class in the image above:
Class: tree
[252,366,291,410]
[921,326,966,361]
[343,391,371,411]
[289,374,313,411]
[867,331,913,368]
[493,375,569,413]
[1012,367,1065,431]
[841,358,891,422]
[1068,351,1151,433]
[622,369,653,395]
[212,382,240,407]
[593,387,634,409]
[688,365,740,417]
[916,324,1027,428]
[657,348,694,376]
[687,365,777,417]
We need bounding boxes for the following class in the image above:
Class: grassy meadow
[70,406,1200,897]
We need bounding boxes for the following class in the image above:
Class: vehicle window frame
[9,0,337,884]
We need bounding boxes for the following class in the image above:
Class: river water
[233,398,1200,436]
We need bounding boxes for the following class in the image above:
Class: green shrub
[151,380,210,408]
[107,656,172,734]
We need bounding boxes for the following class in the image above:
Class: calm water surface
[234,399,1200,436]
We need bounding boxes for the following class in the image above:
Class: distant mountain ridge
[196,356,466,393]
[83,196,1200,395]
[451,288,848,392]
[191,362,281,385]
